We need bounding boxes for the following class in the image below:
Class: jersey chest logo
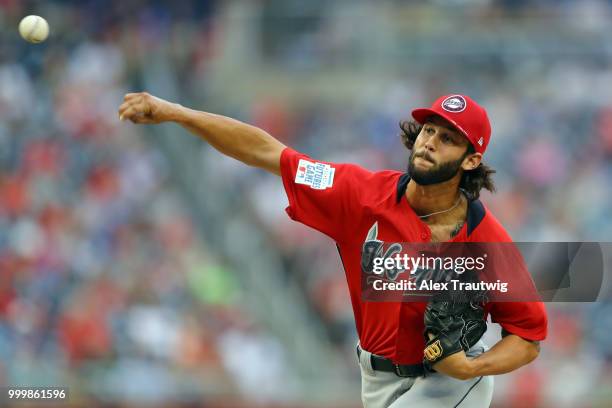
[360,222,466,286]
[361,222,405,281]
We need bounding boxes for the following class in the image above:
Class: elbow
[246,141,285,174]
[525,342,540,364]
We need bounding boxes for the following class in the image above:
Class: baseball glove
[422,286,487,370]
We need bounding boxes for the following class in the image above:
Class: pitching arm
[118,92,286,176]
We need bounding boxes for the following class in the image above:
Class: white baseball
[19,15,49,43]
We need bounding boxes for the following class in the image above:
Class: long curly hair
[399,120,496,200]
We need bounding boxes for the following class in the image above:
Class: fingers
[118,91,167,125]
[123,92,148,102]
[118,105,137,121]
[118,103,139,121]
[120,109,153,124]
[121,113,154,125]
[118,93,151,122]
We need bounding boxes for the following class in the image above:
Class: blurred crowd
[0,1,293,406]
[0,0,611,406]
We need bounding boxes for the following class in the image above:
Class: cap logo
[477,137,484,146]
[441,95,467,113]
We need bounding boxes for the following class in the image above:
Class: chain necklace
[418,193,463,219]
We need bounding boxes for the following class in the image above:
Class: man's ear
[462,153,482,171]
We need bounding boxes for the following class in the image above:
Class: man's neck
[405,177,462,219]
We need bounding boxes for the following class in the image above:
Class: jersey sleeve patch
[295,159,335,190]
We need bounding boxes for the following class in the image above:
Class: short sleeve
[280,147,372,242]
[484,239,548,341]
[488,301,548,341]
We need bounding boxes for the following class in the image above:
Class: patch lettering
[295,159,335,190]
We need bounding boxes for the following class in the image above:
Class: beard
[408,151,465,185]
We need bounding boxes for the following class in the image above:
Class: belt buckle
[394,363,410,378]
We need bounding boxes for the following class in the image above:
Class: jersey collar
[395,173,485,236]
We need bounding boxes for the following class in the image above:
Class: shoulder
[468,201,513,242]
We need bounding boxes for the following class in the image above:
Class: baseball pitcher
[118,93,547,407]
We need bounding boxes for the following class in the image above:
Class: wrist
[166,102,185,123]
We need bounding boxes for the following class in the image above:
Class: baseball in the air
[19,15,49,43]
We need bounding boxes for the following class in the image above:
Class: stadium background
[1,0,611,406]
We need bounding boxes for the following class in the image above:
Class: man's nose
[424,134,437,152]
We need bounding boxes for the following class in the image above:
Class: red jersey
[280,147,548,365]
